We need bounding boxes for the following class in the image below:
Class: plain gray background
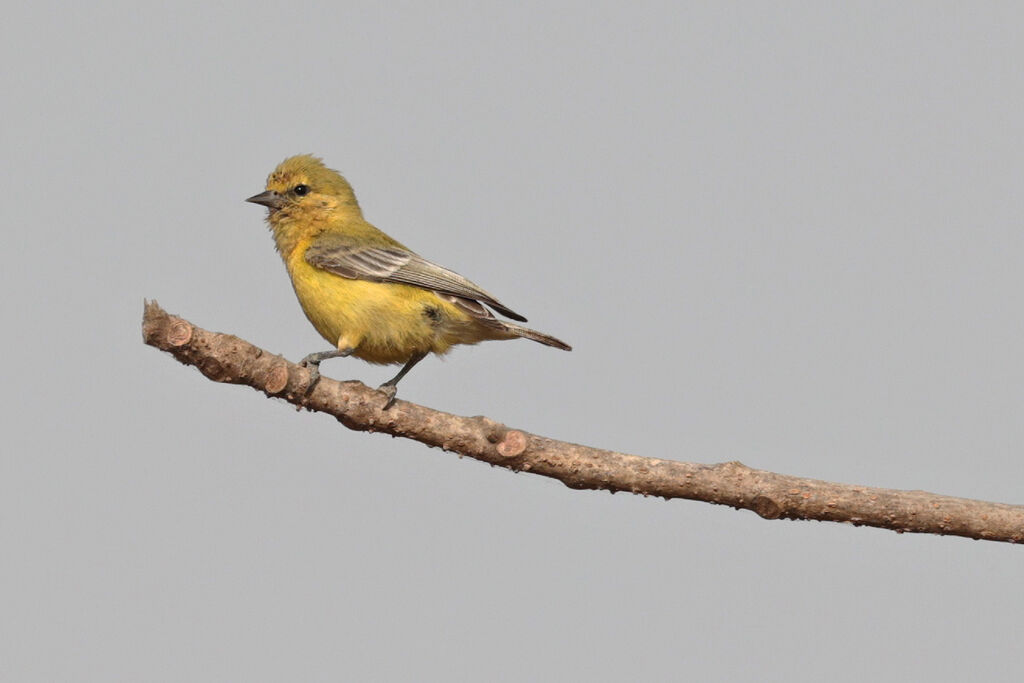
[3,2,1023,681]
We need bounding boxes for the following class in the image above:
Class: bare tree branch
[142,300,1024,545]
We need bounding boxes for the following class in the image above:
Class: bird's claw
[295,358,324,411]
[299,360,322,396]
[378,384,398,410]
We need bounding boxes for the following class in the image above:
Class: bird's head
[246,154,361,220]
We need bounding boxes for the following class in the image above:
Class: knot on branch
[496,430,527,458]
[752,495,782,520]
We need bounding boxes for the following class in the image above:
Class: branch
[142,300,1024,545]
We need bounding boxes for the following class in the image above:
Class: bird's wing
[305,234,527,322]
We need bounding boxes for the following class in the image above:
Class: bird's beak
[246,190,284,210]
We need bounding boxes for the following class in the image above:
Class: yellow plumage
[247,154,570,405]
[284,243,472,364]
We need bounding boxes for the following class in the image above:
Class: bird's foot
[297,347,354,401]
[298,355,324,397]
[377,383,399,410]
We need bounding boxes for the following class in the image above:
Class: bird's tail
[502,322,572,351]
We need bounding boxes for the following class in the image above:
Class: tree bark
[141,300,1024,545]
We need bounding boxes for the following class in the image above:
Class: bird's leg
[378,351,427,409]
[300,347,354,395]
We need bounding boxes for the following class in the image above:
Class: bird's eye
[293,184,310,196]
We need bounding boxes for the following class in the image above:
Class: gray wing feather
[306,237,527,322]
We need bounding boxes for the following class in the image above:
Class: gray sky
[3,2,1023,681]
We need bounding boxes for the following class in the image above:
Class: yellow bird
[247,154,571,407]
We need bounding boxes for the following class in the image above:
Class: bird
[247,154,571,408]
